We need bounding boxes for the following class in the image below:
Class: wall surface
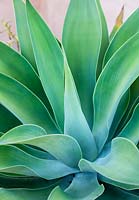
[0,0,139,43]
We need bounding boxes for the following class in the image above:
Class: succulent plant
[0,0,139,199]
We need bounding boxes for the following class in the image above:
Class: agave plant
[0,0,139,199]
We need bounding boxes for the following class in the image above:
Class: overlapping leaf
[0,73,58,133]
[26,0,64,130]
[0,125,82,167]
[64,55,97,161]
[80,138,139,190]
[63,0,102,127]
[13,0,37,70]
[93,33,139,152]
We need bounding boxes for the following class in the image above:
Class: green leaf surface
[0,173,59,189]
[96,0,109,78]
[118,104,139,144]
[26,0,64,131]
[0,187,52,200]
[0,124,46,143]
[0,42,52,110]
[104,9,139,65]
[13,0,37,70]
[0,73,58,133]
[79,138,139,190]
[16,144,54,160]
[64,172,104,199]
[121,78,139,129]
[0,145,78,180]
[93,33,139,152]
[0,126,82,168]
[0,104,20,132]
[64,57,97,161]
[48,174,104,200]
[98,184,139,200]
[108,90,130,141]
[63,0,102,127]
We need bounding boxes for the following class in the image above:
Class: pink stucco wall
[0,0,139,42]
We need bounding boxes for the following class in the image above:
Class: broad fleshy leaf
[96,0,109,77]
[0,173,60,189]
[13,0,37,70]
[98,184,139,200]
[64,56,97,161]
[0,187,54,200]
[0,145,78,180]
[63,0,102,127]
[26,0,64,131]
[64,172,104,199]
[108,90,130,141]
[79,138,139,190]
[93,33,139,152]
[118,104,139,144]
[48,173,104,200]
[0,73,58,133]
[0,126,82,168]
[0,42,51,110]
[104,9,139,65]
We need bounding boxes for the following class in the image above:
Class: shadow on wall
[0,0,139,43]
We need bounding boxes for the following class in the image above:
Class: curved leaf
[64,172,104,199]
[26,0,64,131]
[13,0,37,70]
[0,124,46,143]
[0,145,78,180]
[0,73,58,133]
[64,57,97,161]
[108,90,130,141]
[0,187,53,200]
[0,42,51,110]
[0,127,82,168]
[62,0,102,127]
[98,184,139,200]
[93,33,139,152]
[48,174,104,200]
[0,173,59,189]
[79,138,139,190]
[104,9,139,65]
[0,104,20,132]
[121,78,139,129]
[96,0,109,78]
[118,104,139,145]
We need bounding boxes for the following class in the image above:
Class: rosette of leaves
[0,0,139,199]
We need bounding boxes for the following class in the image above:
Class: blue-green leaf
[63,0,102,127]
[26,0,64,131]
[98,184,139,200]
[0,126,82,168]
[93,33,139,152]
[13,0,37,71]
[64,57,97,161]
[103,9,139,65]
[79,138,139,190]
[96,0,109,78]
[0,187,54,200]
[0,145,78,180]
[118,104,139,144]
[108,90,130,141]
[0,73,58,133]
[0,42,51,110]
[48,173,104,200]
